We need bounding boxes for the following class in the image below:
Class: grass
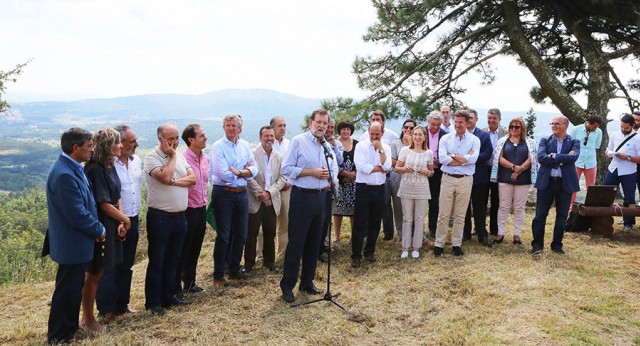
[2,208,640,345]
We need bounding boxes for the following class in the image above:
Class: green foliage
[525,108,537,138]
[0,139,58,192]
[0,188,56,285]
[0,61,29,114]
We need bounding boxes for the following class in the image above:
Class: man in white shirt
[605,114,640,232]
[270,116,291,259]
[351,122,392,268]
[434,110,480,257]
[440,105,453,133]
[113,125,141,315]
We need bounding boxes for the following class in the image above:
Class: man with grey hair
[531,115,580,255]
[112,125,141,315]
[427,110,448,237]
[144,123,196,314]
[209,115,258,285]
[269,116,291,259]
[484,108,507,236]
[440,105,453,132]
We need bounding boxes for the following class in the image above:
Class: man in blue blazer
[45,128,105,343]
[463,110,494,246]
[531,116,580,255]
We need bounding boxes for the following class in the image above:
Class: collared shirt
[359,128,399,146]
[571,124,602,169]
[438,131,480,176]
[209,137,258,187]
[607,131,640,176]
[261,146,273,190]
[144,147,191,213]
[114,154,142,216]
[441,122,453,133]
[354,139,392,185]
[182,148,209,208]
[273,137,290,158]
[428,131,441,168]
[331,139,344,166]
[282,131,339,189]
[62,152,89,187]
[550,136,565,177]
[487,128,501,167]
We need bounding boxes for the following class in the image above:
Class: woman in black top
[82,128,131,331]
[333,120,357,242]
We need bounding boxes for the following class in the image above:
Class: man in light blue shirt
[570,115,602,209]
[434,110,480,257]
[209,114,258,285]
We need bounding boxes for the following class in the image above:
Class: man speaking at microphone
[280,109,338,303]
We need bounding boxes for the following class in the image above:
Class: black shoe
[383,234,394,241]
[493,236,504,244]
[147,306,166,315]
[351,258,361,268]
[299,283,324,295]
[265,263,279,272]
[164,293,191,307]
[551,248,565,255]
[183,284,205,294]
[241,266,253,274]
[281,290,295,303]
[434,247,444,257]
[512,238,522,245]
[479,237,492,247]
[531,247,543,255]
[452,246,464,256]
[318,253,327,263]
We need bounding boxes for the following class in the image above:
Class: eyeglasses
[549,122,563,126]
[509,125,521,130]
[403,126,415,130]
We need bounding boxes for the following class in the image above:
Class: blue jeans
[605,169,637,226]
[212,187,249,280]
[145,210,186,308]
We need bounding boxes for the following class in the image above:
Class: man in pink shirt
[178,124,210,294]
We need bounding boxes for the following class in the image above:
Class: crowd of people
[43,107,640,343]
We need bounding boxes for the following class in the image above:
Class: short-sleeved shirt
[497,140,531,185]
[145,147,191,212]
[397,147,433,199]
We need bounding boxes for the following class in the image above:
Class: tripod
[291,140,346,311]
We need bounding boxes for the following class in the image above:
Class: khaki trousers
[435,174,473,248]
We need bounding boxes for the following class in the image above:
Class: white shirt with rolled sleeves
[438,131,481,176]
[114,154,141,217]
[606,131,640,176]
[281,131,339,189]
[354,139,392,185]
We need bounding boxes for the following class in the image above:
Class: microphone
[319,137,334,158]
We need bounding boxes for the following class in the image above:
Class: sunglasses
[403,126,415,130]
[509,125,521,130]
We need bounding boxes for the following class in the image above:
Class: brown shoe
[228,272,249,280]
[365,254,376,263]
[351,258,361,268]
[213,278,228,286]
[102,312,117,324]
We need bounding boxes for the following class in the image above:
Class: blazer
[472,127,493,185]
[483,126,508,139]
[46,154,104,265]
[247,147,287,215]
[535,134,581,193]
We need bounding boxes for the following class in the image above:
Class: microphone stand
[291,139,346,311]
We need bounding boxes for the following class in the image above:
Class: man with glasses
[606,114,640,232]
[531,116,580,255]
[569,116,602,210]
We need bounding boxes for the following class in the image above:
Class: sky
[0,0,635,116]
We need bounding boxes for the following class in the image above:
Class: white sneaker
[411,251,420,259]
[400,251,409,259]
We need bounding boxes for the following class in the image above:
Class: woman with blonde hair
[394,126,433,258]
[490,117,538,244]
[82,127,131,331]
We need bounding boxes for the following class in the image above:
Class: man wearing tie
[351,121,392,268]
[531,115,580,255]
[280,109,338,303]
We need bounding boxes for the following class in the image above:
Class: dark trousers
[464,183,489,241]
[487,182,499,235]
[428,168,443,237]
[245,203,277,268]
[145,210,186,309]
[177,207,206,291]
[605,169,637,226]
[115,215,139,311]
[382,179,394,238]
[48,262,87,344]
[352,183,385,259]
[212,187,249,280]
[280,188,326,292]
[531,178,571,251]
[319,192,333,257]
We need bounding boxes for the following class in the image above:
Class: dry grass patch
[2,208,640,344]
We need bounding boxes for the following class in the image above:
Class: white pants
[400,198,428,250]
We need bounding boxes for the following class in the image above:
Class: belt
[148,207,185,217]
[292,186,325,193]
[356,183,385,188]
[214,185,246,193]
[444,173,465,178]
[550,176,563,181]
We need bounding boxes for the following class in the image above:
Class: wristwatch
[378,149,385,154]
[627,156,632,161]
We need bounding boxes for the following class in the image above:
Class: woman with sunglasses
[489,118,539,244]
[389,119,417,241]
